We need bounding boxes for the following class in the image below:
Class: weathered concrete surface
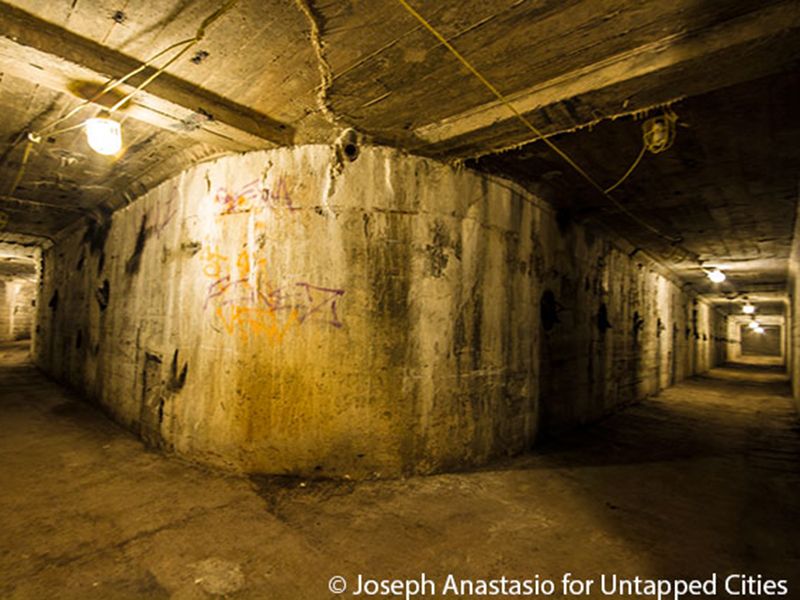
[726,314,786,367]
[0,279,35,341]
[0,242,38,342]
[2,342,798,598]
[789,199,800,413]
[35,145,717,476]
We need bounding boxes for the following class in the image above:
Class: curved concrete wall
[35,145,716,477]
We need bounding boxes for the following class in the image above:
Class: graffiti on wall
[200,246,344,343]
[213,175,297,216]
[150,193,178,238]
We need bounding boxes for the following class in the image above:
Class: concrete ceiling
[0,0,798,295]
[0,241,37,280]
[473,70,800,298]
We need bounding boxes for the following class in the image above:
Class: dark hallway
[1,2,800,598]
[2,340,798,598]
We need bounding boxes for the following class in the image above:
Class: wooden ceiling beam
[412,1,800,158]
[0,2,294,151]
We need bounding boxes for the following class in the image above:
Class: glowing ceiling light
[754,326,765,334]
[707,269,726,283]
[742,303,755,314]
[84,117,122,155]
[748,320,760,330]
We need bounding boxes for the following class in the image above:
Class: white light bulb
[742,304,755,314]
[755,326,765,334]
[748,320,760,330]
[85,117,122,155]
[707,269,726,283]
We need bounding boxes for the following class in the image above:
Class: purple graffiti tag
[294,283,345,327]
[152,195,178,237]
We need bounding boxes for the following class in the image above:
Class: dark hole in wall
[555,208,572,234]
[96,279,110,311]
[657,317,665,337]
[97,251,105,275]
[191,50,209,64]
[48,290,59,311]
[168,349,188,392]
[540,290,560,331]
[632,311,644,342]
[181,240,202,256]
[424,221,450,278]
[140,352,164,448]
[344,142,359,161]
[597,303,611,334]
[125,214,150,275]
[82,217,111,255]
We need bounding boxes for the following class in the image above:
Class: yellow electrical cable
[603,110,678,193]
[605,145,646,194]
[7,139,34,196]
[109,0,240,113]
[395,0,682,245]
[6,0,240,197]
[36,37,198,138]
[108,42,197,112]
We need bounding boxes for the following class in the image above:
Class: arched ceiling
[0,0,798,299]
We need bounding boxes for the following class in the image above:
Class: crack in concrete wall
[294,0,344,129]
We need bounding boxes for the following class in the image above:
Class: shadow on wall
[535,234,720,442]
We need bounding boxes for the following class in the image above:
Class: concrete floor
[1,341,799,599]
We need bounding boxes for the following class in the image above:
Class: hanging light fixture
[754,326,765,334]
[748,320,760,330]
[84,117,122,155]
[742,303,755,314]
[707,269,726,283]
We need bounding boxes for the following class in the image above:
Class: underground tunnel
[1,1,799,598]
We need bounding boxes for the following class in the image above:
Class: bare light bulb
[742,303,755,314]
[748,320,760,330]
[707,269,726,283]
[85,117,122,155]
[754,326,765,334]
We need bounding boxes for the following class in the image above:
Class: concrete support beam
[0,2,294,151]
[414,1,800,157]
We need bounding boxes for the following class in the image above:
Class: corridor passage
[1,340,798,599]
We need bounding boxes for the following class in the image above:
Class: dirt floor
[1,340,799,599]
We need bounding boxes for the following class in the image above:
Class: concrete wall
[535,240,717,435]
[741,325,781,356]
[788,196,800,411]
[790,268,800,409]
[726,315,786,366]
[34,145,715,477]
[0,279,37,341]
